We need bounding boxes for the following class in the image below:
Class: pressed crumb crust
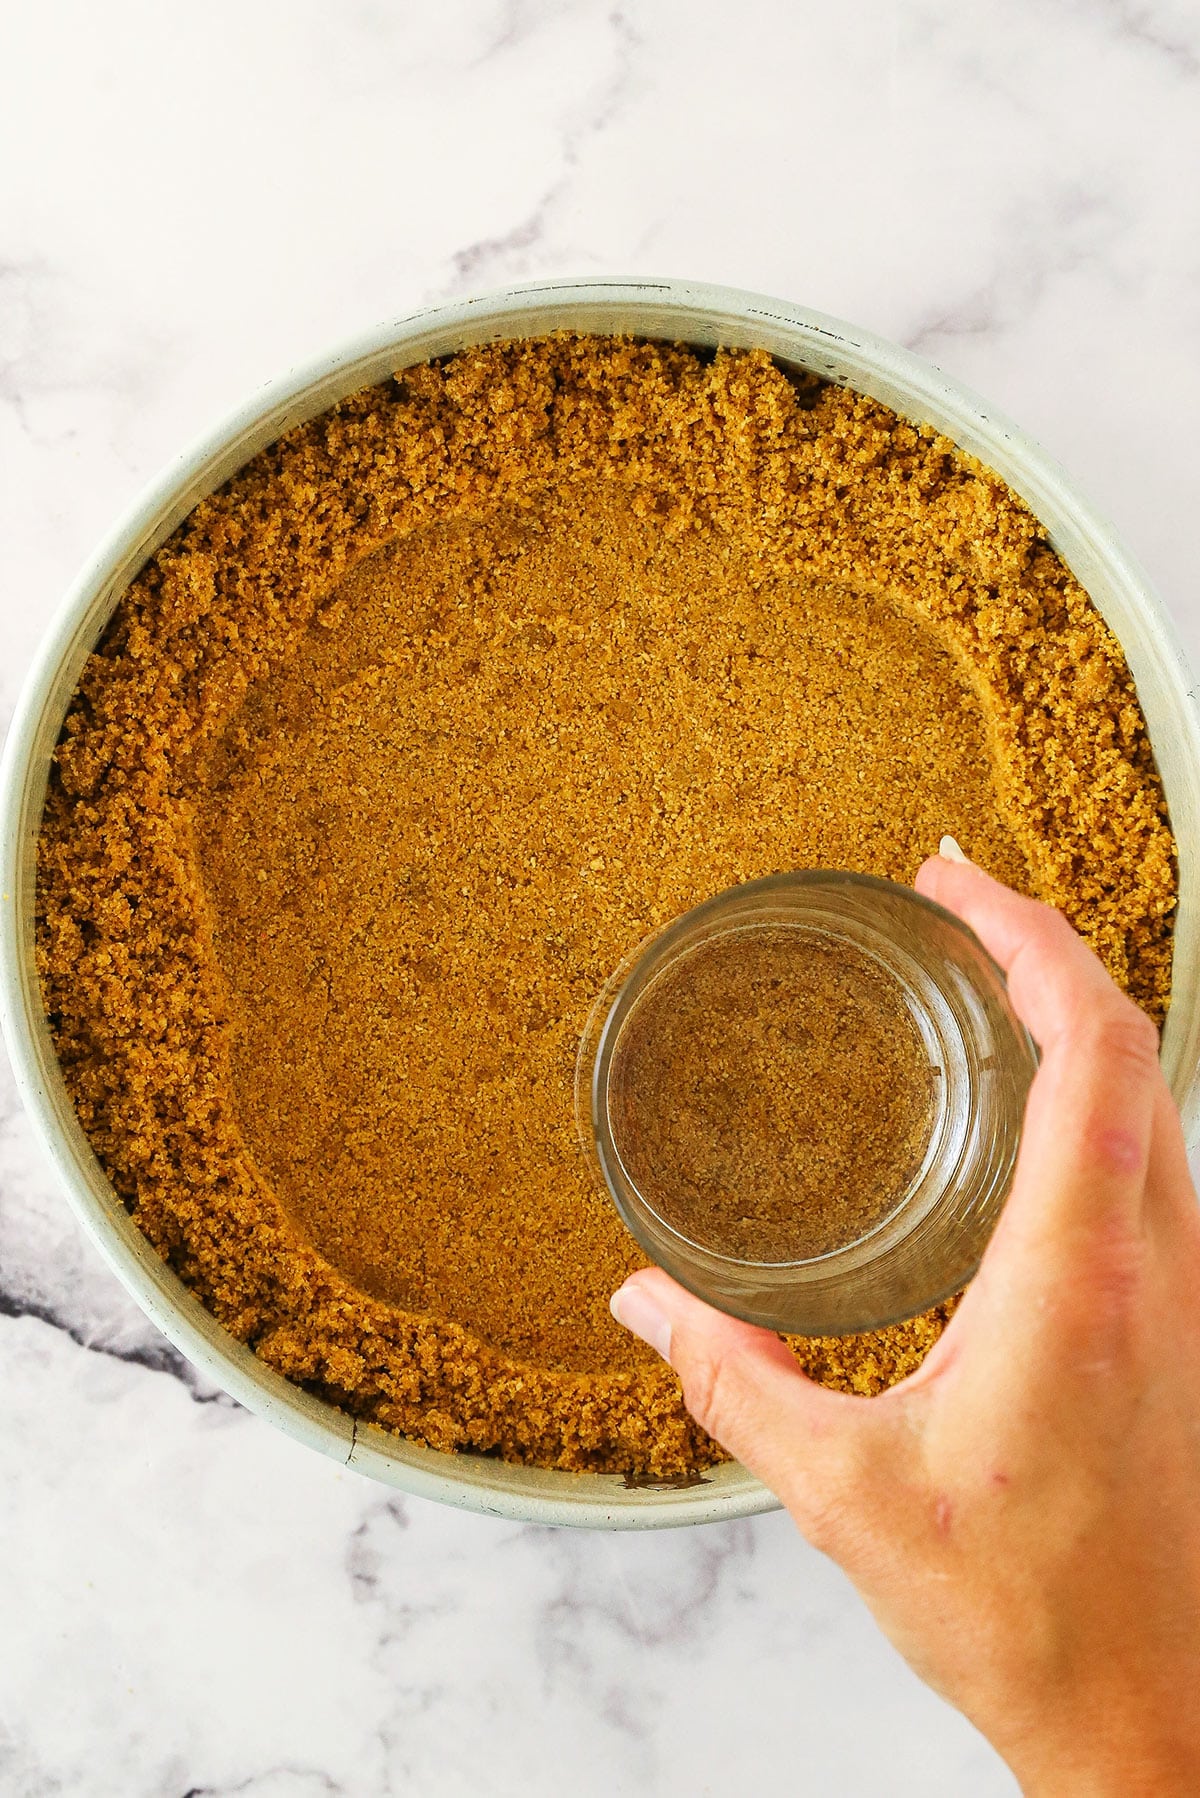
[608,930,938,1263]
[37,336,1176,1477]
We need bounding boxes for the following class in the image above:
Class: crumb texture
[608,929,937,1263]
[37,336,1175,1475]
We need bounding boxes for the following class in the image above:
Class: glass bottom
[576,871,1036,1336]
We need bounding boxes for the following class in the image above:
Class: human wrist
[1018,1750,1200,1798]
[991,1700,1200,1798]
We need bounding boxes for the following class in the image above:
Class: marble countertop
[4,2,1199,1792]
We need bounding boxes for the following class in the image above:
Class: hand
[611,855,1200,1795]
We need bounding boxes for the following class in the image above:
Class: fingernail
[610,1281,673,1362]
[939,834,970,864]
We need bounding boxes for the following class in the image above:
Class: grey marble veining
[4,1,1198,1791]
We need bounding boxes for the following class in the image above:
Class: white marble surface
[3,2,1199,1791]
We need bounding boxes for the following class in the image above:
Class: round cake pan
[3,278,1199,1530]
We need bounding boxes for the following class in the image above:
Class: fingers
[916,854,1163,1244]
[917,855,1156,1063]
[611,1267,875,1539]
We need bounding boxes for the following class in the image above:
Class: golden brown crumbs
[36,334,1176,1477]
[608,928,937,1263]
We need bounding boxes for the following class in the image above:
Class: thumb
[612,1267,875,1535]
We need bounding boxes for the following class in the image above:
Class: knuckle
[1072,995,1160,1074]
[788,1433,880,1557]
[678,1343,743,1443]
[676,1335,881,1559]
[791,1484,854,1556]
[1075,1210,1149,1309]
